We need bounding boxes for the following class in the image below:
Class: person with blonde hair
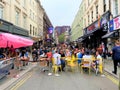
[111,39,120,75]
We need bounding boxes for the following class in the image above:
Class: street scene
[0,0,120,90]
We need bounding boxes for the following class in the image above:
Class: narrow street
[6,66,118,90]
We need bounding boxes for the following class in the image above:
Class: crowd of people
[0,39,120,76]
[31,44,104,76]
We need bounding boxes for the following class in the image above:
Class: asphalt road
[7,67,118,90]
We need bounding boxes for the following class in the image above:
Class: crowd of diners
[0,43,104,75]
[30,44,103,76]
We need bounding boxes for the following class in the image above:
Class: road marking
[105,73,119,85]
[10,73,32,90]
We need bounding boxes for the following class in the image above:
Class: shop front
[102,15,120,52]
[0,19,29,37]
[81,11,110,49]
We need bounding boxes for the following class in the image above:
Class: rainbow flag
[98,15,102,28]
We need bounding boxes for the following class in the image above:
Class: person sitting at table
[32,48,38,62]
[91,51,103,73]
[19,49,29,66]
[59,50,66,71]
[82,51,92,60]
[77,49,84,65]
[65,49,71,57]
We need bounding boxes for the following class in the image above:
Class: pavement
[104,57,120,79]
[0,62,37,90]
[0,53,38,90]
[0,55,119,90]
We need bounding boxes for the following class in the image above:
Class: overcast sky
[41,0,82,27]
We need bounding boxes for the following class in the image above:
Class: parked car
[0,59,13,79]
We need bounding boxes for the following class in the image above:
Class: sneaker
[55,74,60,77]
[48,73,52,76]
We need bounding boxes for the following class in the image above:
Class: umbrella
[0,33,34,48]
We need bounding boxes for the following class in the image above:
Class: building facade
[43,12,53,47]
[0,0,52,43]
[71,1,84,41]
[71,0,120,49]
[54,26,70,44]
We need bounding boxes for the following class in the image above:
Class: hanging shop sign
[85,11,110,35]
[109,16,120,32]
[48,27,54,34]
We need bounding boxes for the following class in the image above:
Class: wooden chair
[80,58,92,74]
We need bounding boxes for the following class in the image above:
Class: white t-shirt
[53,53,61,65]
[96,55,102,64]
[82,55,92,64]
[83,55,92,60]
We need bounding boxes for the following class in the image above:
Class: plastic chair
[66,55,78,72]
[52,58,62,74]
[96,58,103,74]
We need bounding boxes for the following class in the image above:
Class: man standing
[111,40,120,75]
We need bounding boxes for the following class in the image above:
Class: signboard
[85,11,110,34]
[86,21,98,34]
[109,16,120,32]
[48,27,53,34]
[114,16,120,30]
[109,19,114,32]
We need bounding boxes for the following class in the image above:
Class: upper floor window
[103,0,106,12]
[88,15,89,25]
[96,5,98,19]
[33,26,34,35]
[30,24,32,35]
[114,0,118,16]
[23,15,26,28]
[15,11,19,25]
[91,11,93,22]
[30,9,32,18]
[0,6,3,19]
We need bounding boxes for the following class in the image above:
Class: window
[103,0,106,12]
[114,0,118,16]
[34,28,37,36]
[23,15,26,28]
[96,5,98,19]
[30,9,31,18]
[15,11,19,25]
[84,19,86,27]
[33,26,34,35]
[0,6,3,19]
[33,13,34,20]
[30,24,32,35]
[91,11,93,22]
[88,15,89,25]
